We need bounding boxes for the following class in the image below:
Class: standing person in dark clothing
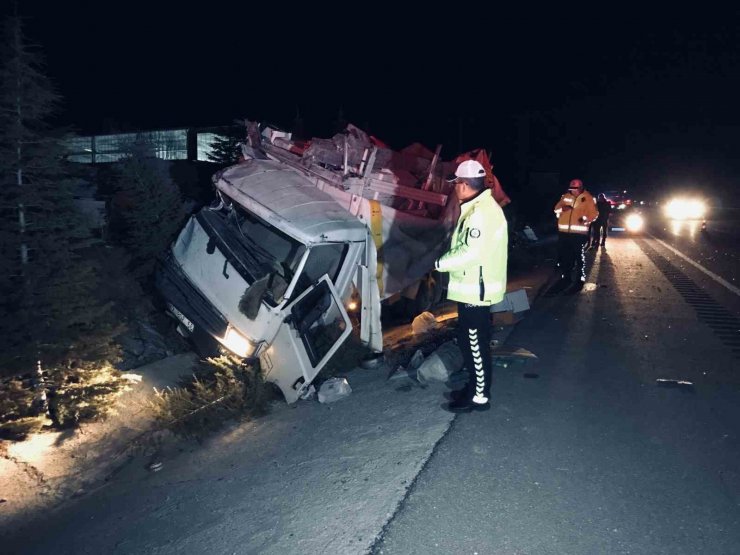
[590,193,612,248]
[546,178,598,296]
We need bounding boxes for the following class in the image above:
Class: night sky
[5,2,740,201]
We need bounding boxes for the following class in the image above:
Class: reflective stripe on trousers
[457,303,493,404]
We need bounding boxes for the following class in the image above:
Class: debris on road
[523,226,538,241]
[148,461,163,472]
[412,312,438,335]
[492,347,538,359]
[386,365,408,381]
[359,353,386,370]
[318,378,352,404]
[408,350,424,370]
[416,341,463,384]
[299,385,316,400]
[656,378,695,391]
[493,347,538,368]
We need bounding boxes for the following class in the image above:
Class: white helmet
[454,160,486,179]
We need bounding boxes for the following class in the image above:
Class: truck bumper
[155,252,229,357]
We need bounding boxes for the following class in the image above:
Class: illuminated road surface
[374,235,740,554]
[651,210,740,295]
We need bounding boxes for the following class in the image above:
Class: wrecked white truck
[156,123,477,402]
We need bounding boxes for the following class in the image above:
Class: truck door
[260,275,352,403]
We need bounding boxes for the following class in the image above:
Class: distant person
[546,178,598,295]
[590,193,612,248]
[412,160,508,412]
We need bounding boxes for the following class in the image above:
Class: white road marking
[649,234,740,297]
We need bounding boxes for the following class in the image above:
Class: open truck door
[260,275,352,403]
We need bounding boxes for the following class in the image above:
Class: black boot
[445,397,491,413]
[447,387,470,402]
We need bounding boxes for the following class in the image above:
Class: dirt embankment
[0,353,198,531]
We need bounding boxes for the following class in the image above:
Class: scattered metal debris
[656,378,695,391]
[148,461,163,472]
[491,347,538,359]
[299,385,316,400]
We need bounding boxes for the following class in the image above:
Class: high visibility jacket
[554,190,598,234]
[435,189,507,306]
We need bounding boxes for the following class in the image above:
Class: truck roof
[214,159,367,244]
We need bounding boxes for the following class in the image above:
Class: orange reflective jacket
[554,190,598,234]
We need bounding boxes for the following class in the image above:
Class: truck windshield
[196,201,307,307]
[228,204,306,286]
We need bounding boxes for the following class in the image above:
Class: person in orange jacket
[546,178,598,295]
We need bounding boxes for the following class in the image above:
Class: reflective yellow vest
[435,189,508,306]
[554,190,598,234]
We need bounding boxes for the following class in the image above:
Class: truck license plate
[169,304,194,332]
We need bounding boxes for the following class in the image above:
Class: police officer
[547,178,598,295]
[434,160,508,412]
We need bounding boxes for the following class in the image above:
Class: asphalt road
[4,231,739,554]
[373,234,740,554]
[649,209,740,295]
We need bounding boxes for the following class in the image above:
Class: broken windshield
[196,201,307,308]
[227,204,306,282]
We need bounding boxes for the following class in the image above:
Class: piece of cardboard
[490,288,530,313]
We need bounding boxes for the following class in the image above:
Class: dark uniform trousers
[592,219,608,245]
[457,302,493,401]
[556,232,588,283]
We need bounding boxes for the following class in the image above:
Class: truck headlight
[219,327,253,357]
[625,213,644,232]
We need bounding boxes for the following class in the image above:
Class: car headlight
[688,200,706,219]
[219,326,253,357]
[665,199,706,220]
[625,213,644,232]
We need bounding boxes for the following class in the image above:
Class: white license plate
[169,304,194,332]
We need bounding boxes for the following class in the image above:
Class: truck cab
[157,159,371,402]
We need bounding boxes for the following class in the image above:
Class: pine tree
[0,16,124,436]
[207,123,244,166]
[108,137,185,278]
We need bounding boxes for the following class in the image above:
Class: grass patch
[150,355,271,438]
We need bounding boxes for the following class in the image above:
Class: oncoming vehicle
[603,189,633,211]
[598,190,646,234]
[662,196,708,233]
[609,206,646,234]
